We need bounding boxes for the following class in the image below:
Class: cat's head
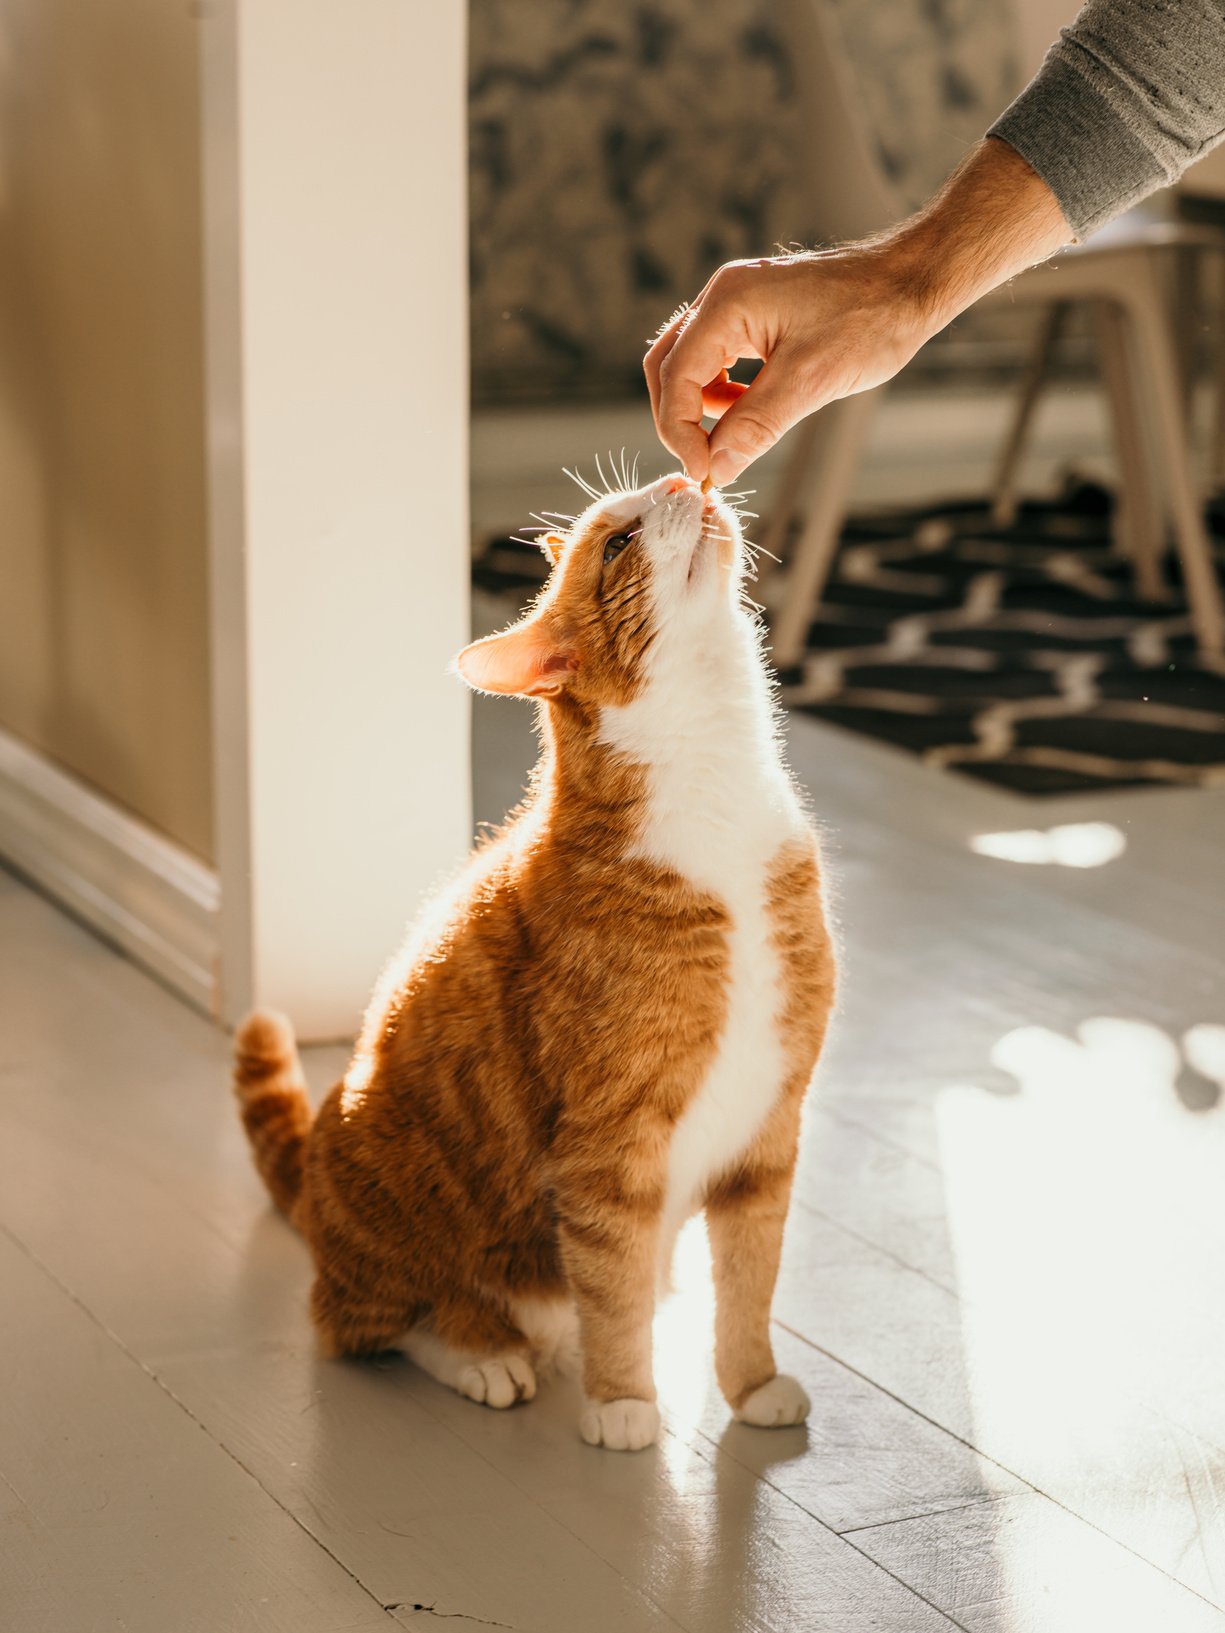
[455,473,746,706]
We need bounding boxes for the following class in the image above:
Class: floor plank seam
[1163,1411,1225,1612]
[383,1604,515,1628]
[384,1365,945,1632]
[664,1417,972,1630]
[5,1182,690,1633]
[823,1530,976,1632]
[774,1317,1225,1613]
[0,1219,401,1625]
[788,1191,960,1298]
[364,1368,692,1632]
[836,1494,1016,1537]
[818,1098,949,1175]
[676,1406,976,1630]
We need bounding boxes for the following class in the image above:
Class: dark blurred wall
[824,0,1016,211]
[469,0,815,404]
[469,0,1024,406]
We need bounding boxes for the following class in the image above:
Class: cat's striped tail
[232,1010,312,1218]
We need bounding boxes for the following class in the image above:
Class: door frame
[199,0,471,1040]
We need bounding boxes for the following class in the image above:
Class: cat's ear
[453,617,579,699]
[539,531,566,566]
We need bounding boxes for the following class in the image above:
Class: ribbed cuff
[988,53,1167,242]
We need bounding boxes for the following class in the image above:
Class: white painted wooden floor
[4,709,1225,1632]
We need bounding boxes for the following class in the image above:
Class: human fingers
[654,307,750,481]
[706,348,821,486]
[646,340,744,455]
[644,278,719,437]
[644,306,688,430]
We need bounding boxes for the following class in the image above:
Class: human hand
[643,247,934,488]
[643,140,1071,488]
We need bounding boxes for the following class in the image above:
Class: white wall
[202,2,472,1038]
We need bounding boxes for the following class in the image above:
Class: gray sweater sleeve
[988,0,1225,240]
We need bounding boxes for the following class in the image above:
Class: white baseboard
[0,728,220,1016]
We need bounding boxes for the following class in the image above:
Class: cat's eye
[603,531,634,565]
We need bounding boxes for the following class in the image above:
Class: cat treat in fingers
[233,469,836,1451]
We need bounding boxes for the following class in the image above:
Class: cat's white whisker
[563,466,603,501]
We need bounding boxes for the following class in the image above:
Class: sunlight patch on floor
[970,821,1127,868]
[935,1016,1225,1605]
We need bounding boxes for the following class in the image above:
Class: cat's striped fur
[235,472,835,1450]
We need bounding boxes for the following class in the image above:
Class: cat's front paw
[734,1374,810,1428]
[580,1397,660,1452]
[457,1354,537,1410]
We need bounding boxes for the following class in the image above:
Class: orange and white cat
[233,471,836,1451]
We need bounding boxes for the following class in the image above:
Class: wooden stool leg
[1174,242,1202,432]
[1093,301,1166,599]
[1212,250,1225,492]
[990,303,1067,526]
[1121,258,1225,656]
[770,390,882,670]
[756,413,824,586]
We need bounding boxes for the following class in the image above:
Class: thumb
[706,353,814,487]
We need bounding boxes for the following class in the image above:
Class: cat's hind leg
[310,1268,417,1360]
[399,1299,537,1409]
[511,1295,582,1379]
[400,1327,536,1409]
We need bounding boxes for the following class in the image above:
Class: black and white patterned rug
[779,484,1225,795]
[474,482,1225,796]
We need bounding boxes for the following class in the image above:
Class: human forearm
[886,136,1072,342]
[645,138,1070,486]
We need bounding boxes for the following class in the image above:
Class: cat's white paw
[456,1354,537,1409]
[580,1397,660,1452]
[734,1374,811,1428]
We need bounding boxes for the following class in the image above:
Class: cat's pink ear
[454,619,579,698]
[539,532,566,566]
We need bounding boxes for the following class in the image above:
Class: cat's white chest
[659,843,790,1238]
[599,632,807,1241]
